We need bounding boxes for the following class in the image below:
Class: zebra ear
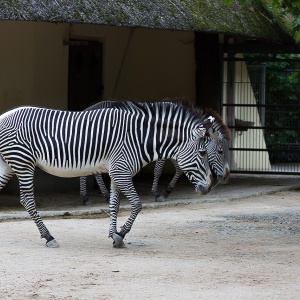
[192,116,215,140]
[202,116,215,129]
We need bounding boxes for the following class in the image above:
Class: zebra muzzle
[195,184,211,195]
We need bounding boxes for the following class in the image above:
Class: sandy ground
[0,190,299,299]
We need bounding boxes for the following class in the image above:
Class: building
[0,0,299,174]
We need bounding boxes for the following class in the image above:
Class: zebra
[79,101,230,204]
[0,102,214,248]
[151,108,231,202]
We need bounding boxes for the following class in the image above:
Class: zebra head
[206,127,230,183]
[199,108,231,184]
[175,117,214,195]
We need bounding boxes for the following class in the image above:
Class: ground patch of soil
[0,190,299,299]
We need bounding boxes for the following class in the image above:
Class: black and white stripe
[79,101,231,203]
[0,102,214,247]
[151,107,231,201]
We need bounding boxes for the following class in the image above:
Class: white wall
[0,21,69,111]
[223,55,271,171]
[0,21,196,113]
[68,24,196,101]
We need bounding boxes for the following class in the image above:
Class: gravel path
[0,190,299,299]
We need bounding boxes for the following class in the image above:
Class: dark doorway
[68,40,103,111]
[195,32,223,112]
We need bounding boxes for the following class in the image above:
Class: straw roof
[0,0,295,43]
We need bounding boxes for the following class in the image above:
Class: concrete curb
[1,174,299,221]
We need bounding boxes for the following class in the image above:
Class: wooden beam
[223,42,300,54]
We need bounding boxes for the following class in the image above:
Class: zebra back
[85,100,230,180]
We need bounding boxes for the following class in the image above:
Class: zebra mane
[160,98,231,141]
[85,98,231,141]
[123,99,209,126]
[142,98,231,141]
[197,107,231,141]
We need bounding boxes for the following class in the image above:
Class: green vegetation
[246,54,300,163]
[225,0,300,41]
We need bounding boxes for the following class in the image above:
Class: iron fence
[222,57,300,174]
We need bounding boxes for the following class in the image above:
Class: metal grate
[222,56,300,174]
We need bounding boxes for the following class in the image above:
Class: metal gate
[222,55,300,174]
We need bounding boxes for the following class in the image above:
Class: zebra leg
[79,176,90,205]
[151,160,166,202]
[109,176,142,248]
[17,172,59,248]
[95,174,110,202]
[108,180,125,248]
[162,159,183,199]
[80,174,109,205]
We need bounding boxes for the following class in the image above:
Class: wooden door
[68,40,103,111]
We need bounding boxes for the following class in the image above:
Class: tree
[245,54,300,163]
[225,0,300,41]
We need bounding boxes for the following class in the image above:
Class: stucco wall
[0,21,69,111]
[0,21,196,113]
[223,55,271,171]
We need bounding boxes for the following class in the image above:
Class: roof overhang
[0,0,297,45]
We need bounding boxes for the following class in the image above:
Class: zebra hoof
[162,190,171,199]
[46,239,59,248]
[155,195,166,202]
[82,195,90,205]
[112,233,126,248]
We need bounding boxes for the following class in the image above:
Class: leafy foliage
[246,54,300,163]
[225,0,300,41]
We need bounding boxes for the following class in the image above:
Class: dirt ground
[0,190,299,300]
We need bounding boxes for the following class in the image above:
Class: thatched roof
[0,0,295,44]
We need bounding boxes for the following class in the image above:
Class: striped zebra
[0,102,214,248]
[151,108,231,201]
[79,101,230,204]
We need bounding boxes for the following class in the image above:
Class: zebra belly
[36,159,109,178]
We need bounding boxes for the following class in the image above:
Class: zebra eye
[218,149,224,155]
[199,150,206,156]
